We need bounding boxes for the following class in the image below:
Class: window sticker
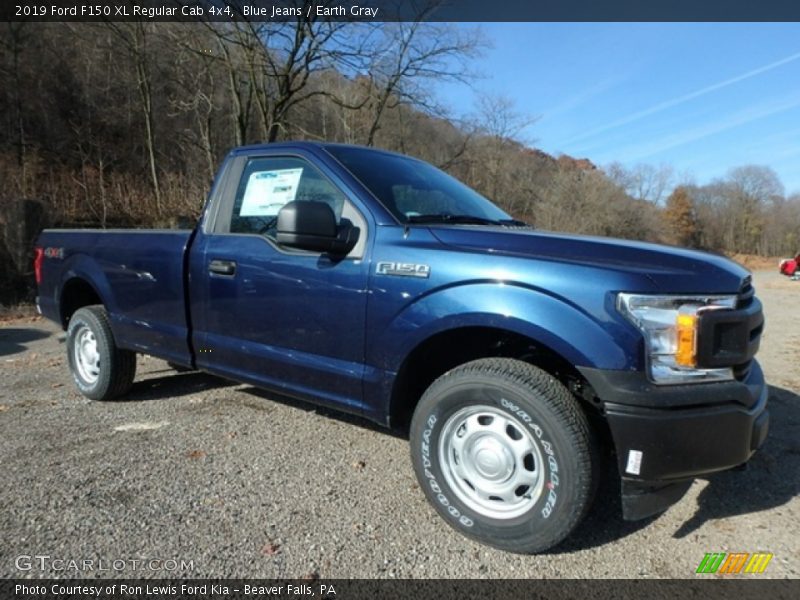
[239,168,303,216]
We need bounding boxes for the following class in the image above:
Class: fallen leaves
[186,449,207,460]
[260,541,281,556]
[0,309,41,323]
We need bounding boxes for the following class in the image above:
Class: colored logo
[696,552,773,574]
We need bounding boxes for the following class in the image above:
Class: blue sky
[437,23,800,196]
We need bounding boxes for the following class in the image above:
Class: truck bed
[36,229,194,366]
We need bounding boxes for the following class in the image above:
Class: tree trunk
[134,39,161,216]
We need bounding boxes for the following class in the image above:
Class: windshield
[325,145,514,225]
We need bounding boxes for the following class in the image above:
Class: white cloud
[540,75,625,121]
[562,49,800,146]
[611,92,800,161]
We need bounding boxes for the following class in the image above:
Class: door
[190,153,371,415]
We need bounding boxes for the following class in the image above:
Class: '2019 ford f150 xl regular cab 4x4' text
[35,142,767,553]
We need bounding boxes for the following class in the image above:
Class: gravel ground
[0,269,797,579]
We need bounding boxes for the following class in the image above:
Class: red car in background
[779,253,800,278]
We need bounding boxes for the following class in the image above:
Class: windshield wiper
[498,218,529,227]
[407,214,497,225]
[407,214,529,227]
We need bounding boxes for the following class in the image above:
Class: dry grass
[727,253,782,271]
[0,304,40,323]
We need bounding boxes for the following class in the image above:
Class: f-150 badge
[376,261,430,278]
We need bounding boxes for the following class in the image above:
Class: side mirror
[276,201,359,255]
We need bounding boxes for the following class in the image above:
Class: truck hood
[429,226,750,294]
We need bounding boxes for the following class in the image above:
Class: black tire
[66,305,136,401]
[409,358,597,554]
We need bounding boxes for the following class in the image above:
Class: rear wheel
[66,305,136,401]
[409,358,597,554]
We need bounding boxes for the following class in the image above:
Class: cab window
[228,157,346,237]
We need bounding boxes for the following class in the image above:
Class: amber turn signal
[675,311,697,367]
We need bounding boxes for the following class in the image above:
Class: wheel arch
[388,325,602,432]
[59,277,104,329]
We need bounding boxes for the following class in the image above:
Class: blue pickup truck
[35,142,767,553]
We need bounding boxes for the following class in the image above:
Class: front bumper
[579,361,769,520]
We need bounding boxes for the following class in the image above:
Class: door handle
[209,259,236,276]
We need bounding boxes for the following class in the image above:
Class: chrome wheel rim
[438,404,545,520]
[73,325,100,384]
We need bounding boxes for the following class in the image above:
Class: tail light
[33,247,44,285]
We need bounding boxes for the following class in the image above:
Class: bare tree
[0,23,31,190]
[690,166,788,255]
[466,94,538,208]
[205,25,255,147]
[728,165,784,203]
[606,162,674,204]
[209,8,370,144]
[168,27,224,183]
[362,20,484,146]
[727,165,784,254]
[104,22,163,214]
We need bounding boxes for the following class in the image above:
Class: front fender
[368,283,640,375]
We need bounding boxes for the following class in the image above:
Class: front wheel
[66,305,136,401]
[409,358,597,554]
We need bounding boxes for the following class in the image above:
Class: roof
[230,141,410,160]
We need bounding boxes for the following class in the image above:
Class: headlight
[617,293,737,385]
